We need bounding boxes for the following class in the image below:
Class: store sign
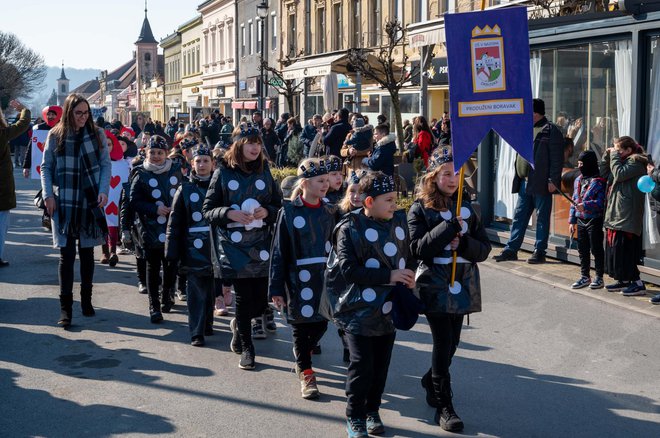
[410,58,449,86]
[247,78,258,94]
[446,7,533,170]
[239,81,247,90]
[217,86,225,97]
[337,74,354,89]
[269,77,284,87]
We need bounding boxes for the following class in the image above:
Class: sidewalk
[484,247,660,319]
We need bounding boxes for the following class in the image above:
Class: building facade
[160,31,183,121]
[199,0,237,118]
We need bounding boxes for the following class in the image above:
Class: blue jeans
[505,180,553,254]
[0,210,9,259]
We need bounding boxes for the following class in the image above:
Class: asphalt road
[1,172,658,437]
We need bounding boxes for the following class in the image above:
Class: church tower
[135,1,158,111]
[57,62,69,106]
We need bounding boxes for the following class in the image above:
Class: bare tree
[260,52,305,117]
[347,20,419,152]
[0,32,46,108]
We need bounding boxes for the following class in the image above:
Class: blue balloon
[637,175,656,193]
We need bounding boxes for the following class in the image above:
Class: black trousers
[577,217,604,278]
[187,274,214,338]
[214,278,232,298]
[145,248,176,309]
[427,313,464,378]
[136,256,146,285]
[232,277,269,349]
[344,331,396,418]
[58,239,95,296]
[292,320,328,371]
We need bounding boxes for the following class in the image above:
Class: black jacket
[129,161,183,249]
[323,209,416,336]
[512,116,564,195]
[323,120,351,157]
[408,199,491,315]
[261,128,280,161]
[269,196,337,324]
[165,175,213,275]
[202,160,282,279]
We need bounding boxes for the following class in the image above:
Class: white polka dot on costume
[193,239,203,249]
[449,282,462,295]
[151,189,161,199]
[362,288,376,302]
[190,193,200,202]
[444,244,451,251]
[157,215,167,225]
[259,250,270,261]
[322,197,329,203]
[461,221,468,234]
[299,270,311,282]
[365,228,378,242]
[365,258,380,269]
[325,241,332,253]
[192,212,203,222]
[382,301,393,314]
[301,305,314,318]
[399,258,406,270]
[255,179,266,190]
[170,176,178,185]
[460,207,471,219]
[231,204,240,210]
[149,178,158,187]
[228,180,239,191]
[156,201,164,207]
[395,226,405,241]
[230,231,242,243]
[383,242,397,257]
[440,210,452,221]
[170,188,177,198]
[158,233,166,243]
[301,288,313,300]
[293,216,306,229]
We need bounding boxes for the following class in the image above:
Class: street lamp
[257,1,269,113]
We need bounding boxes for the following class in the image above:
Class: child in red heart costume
[101,131,126,266]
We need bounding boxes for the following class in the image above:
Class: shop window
[364,95,380,113]
[398,93,420,114]
[317,7,326,53]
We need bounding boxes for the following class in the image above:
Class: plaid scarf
[56,126,108,239]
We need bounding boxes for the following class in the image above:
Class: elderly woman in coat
[41,94,111,328]
[0,100,31,267]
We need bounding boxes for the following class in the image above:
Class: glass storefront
[494,38,631,241]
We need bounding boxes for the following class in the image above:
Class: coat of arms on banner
[471,25,505,93]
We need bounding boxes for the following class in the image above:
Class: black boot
[433,374,464,432]
[58,294,73,327]
[149,291,163,323]
[80,287,95,317]
[161,288,174,313]
[421,368,439,408]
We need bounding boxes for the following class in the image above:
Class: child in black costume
[270,158,337,399]
[325,171,416,438]
[324,155,345,204]
[203,124,282,370]
[166,145,215,346]
[407,147,491,432]
[129,135,183,323]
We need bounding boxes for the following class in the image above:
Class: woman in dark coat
[261,117,280,162]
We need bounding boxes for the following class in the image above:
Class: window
[241,24,246,57]
[145,52,151,61]
[204,34,209,65]
[249,21,254,55]
[333,3,342,51]
[271,13,277,50]
[196,47,200,72]
[219,28,225,60]
[316,7,325,53]
[305,0,312,55]
[287,13,297,57]
[61,84,66,93]
[369,0,381,46]
[351,0,361,47]
[257,19,262,54]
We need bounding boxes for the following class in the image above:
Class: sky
[2,0,201,70]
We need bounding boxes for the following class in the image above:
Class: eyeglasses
[74,111,90,117]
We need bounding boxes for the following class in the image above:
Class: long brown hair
[416,165,453,211]
[223,127,265,173]
[413,115,433,142]
[51,94,103,153]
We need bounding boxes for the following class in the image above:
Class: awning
[283,53,348,80]
[243,101,258,110]
[231,102,244,109]
[408,18,446,48]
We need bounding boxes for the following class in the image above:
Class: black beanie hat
[533,98,545,116]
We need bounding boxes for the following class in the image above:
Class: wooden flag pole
[450,0,486,288]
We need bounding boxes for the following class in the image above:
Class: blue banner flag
[445,7,534,171]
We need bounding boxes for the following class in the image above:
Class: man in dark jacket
[364,124,396,177]
[493,98,564,264]
[300,114,322,157]
[323,108,351,157]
